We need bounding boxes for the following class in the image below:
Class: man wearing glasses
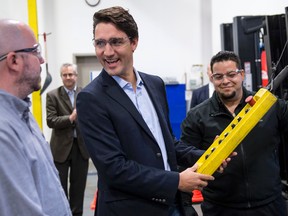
[0,19,72,215]
[46,63,89,216]
[177,51,288,216]
[75,6,226,216]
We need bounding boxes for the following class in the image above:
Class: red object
[261,50,269,87]
[192,190,203,203]
[90,190,98,210]
[245,95,256,106]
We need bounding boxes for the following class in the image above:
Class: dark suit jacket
[77,70,182,216]
[190,84,209,109]
[46,86,89,162]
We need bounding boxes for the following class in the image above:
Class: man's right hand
[178,164,214,193]
[69,109,77,123]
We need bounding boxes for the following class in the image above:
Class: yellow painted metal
[27,0,42,129]
[196,88,277,175]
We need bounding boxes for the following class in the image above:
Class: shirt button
[156,153,162,157]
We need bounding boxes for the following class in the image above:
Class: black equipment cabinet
[264,13,288,99]
[220,23,234,51]
[233,15,266,91]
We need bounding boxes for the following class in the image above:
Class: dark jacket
[77,70,183,216]
[46,86,89,162]
[190,84,209,109]
[176,87,288,208]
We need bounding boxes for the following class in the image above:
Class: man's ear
[6,52,16,64]
[5,52,24,78]
[5,52,21,72]
[131,38,138,52]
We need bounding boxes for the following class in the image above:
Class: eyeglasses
[211,69,243,81]
[62,73,76,78]
[92,37,130,50]
[0,43,42,61]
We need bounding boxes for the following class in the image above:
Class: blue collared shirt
[0,90,71,216]
[113,70,171,171]
[64,86,77,107]
[64,86,77,137]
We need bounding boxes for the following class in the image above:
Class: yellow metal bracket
[196,88,277,175]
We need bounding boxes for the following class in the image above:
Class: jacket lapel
[140,73,177,168]
[60,86,73,110]
[101,71,156,142]
[141,75,171,138]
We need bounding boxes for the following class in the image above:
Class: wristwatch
[85,0,100,7]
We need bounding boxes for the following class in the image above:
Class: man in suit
[76,6,233,216]
[46,63,89,216]
[190,66,214,109]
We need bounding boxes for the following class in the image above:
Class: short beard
[219,91,236,100]
[17,63,41,97]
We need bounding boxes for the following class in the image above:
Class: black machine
[220,23,234,52]
[220,8,288,95]
[265,12,288,99]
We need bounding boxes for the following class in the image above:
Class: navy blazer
[190,84,209,109]
[77,70,181,216]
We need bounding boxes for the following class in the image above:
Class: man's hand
[178,164,214,193]
[69,109,77,123]
[212,135,238,173]
[216,151,237,173]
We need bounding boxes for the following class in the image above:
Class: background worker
[190,65,214,109]
[177,51,288,216]
[46,63,89,216]
[0,19,71,215]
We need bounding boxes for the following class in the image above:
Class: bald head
[0,19,43,99]
[0,19,37,56]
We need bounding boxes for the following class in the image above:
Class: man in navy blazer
[190,84,209,108]
[76,6,216,216]
[190,66,214,109]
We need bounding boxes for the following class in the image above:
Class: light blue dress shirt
[64,86,76,107]
[0,90,72,216]
[113,70,171,171]
[65,86,77,137]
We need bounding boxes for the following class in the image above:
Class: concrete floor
[82,160,203,216]
[83,160,97,216]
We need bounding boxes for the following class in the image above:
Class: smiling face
[94,22,138,81]
[212,60,245,102]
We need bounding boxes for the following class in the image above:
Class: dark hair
[210,51,242,73]
[92,6,138,41]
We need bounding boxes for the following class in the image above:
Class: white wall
[0,0,287,139]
